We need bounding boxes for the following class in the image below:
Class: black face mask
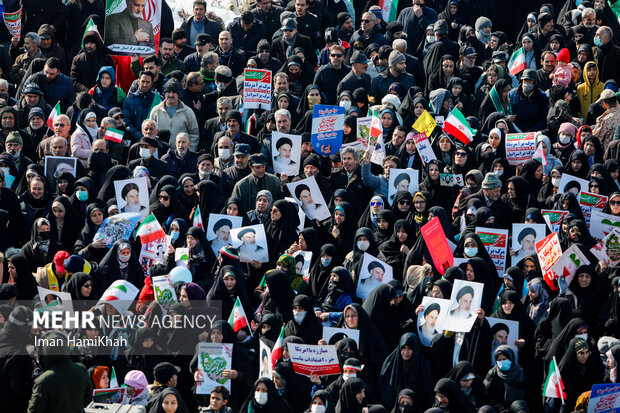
[39,230,51,240]
[399,404,415,413]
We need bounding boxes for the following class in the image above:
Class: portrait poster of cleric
[287,176,330,221]
[44,156,77,190]
[114,176,150,221]
[387,168,419,206]
[443,279,484,333]
[511,223,546,265]
[416,296,450,347]
[229,224,269,263]
[271,132,301,176]
[206,214,243,255]
[104,0,161,56]
[355,253,393,299]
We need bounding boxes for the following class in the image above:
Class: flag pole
[554,356,564,405]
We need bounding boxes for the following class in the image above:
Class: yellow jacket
[576,61,603,119]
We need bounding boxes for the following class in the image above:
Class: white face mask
[311,405,326,413]
[558,134,571,145]
[552,177,561,187]
[464,247,478,257]
[357,240,370,251]
[427,35,436,44]
[342,373,356,381]
[293,310,307,324]
[494,169,503,177]
[139,147,151,159]
[118,253,131,263]
[255,392,268,405]
[219,148,231,160]
[340,100,352,110]
[575,333,588,341]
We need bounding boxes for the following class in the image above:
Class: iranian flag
[192,206,203,229]
[136,213,166,244]
[104,127,124,143]
[148,92,162,117]
[109,367,118,388]
[508,47,527,76]
[543,357,566,402]
[370,110,383,141]
[533,143,548,166]
[379,0,399,22]
[228,297,250,333]
[46,102,61,129]
[271,325,285,369]
[443,107,476,144]
[81,18,102,47]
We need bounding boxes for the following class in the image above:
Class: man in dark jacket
[27,331,91,413]
[184,33,212,73]
[292,0,323,51]
[593,26,620,83]
[180,0,221,45]
[129,137,171,179]
[313,44,350,105]
[212,110,260,155]
[13,82,52,130]
[370,50,415,103]
[0,306,34,413]
[534,51,556,93]
[350,12,390,49]
[458,172,511,229]
[227,11,267,58]
[508,69,549,132]
[70,31,114,93]
[272,18,317,68]
[180,72,208,134]
[398,0,438,55]
[21,57,75,113]
[215,31,246,78]
[123,71,158,139]
[338,51,371,95]
[202,97,232,152]
[330,146,372,218]
[253,40,282,73]
[37,24,67,73]
[159,38,188,75]
[220,143,251,197]
[161,132,199,178]
[252,0,284,39]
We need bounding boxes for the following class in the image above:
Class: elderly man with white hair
[161,132,199,178]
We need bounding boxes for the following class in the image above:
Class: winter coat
[149,100,200,151]
[576,61,604,119]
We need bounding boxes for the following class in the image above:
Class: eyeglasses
[370,201,382,206]
[114,114,124,119]
[414,200,426,205]
[589,184,599,188]
[159,195,170,201]
[399,200,411,205]
[331,53,343,58]
[361,19,372,23]
[53,123,66,127]
[83,283,93,288]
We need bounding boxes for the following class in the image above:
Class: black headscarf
[362,284,400,350]
[149,184,187,229]
[241,378,293,413]
[309,244,342,299]
[7,254,38,301]
[335,377,366,413]
[97,165,131,202]
[374,210,396,246]
[379,219,415,278]
[433,378,475,413]
[377,333,432,409]
[558,337,605,408]
[197,180,226,214]
[347,228,380,280]
[266,200,300,263]
[283,294,322,344]
[207,265,251,321]
[64,272,93,311]
[263,269,296,323]
[148,387,190,413]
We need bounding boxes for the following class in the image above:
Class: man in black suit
[272,18,317,69]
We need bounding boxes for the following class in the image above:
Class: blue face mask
[76,190,88,201]
[321,257,332,267]
[464,247,478,257]
[497,359,512,371]
[594,37,602,47]
[170,231,179,241]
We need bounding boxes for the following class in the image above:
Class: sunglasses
[83,283,93,288]
[361,19,372,23]
[609,200,620,206]
[114,114,124,119]
[159,195,170,201]
[53,123,66,127]
[399,200,411,205]
[331,53,343,58]
[370,201,382,206]
[455,152,467,157]
[589,184,599,188]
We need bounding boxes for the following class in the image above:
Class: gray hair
[201,52,219,68]
[0,79,8,90]
[362,12,376,22]
[217,97,232,107]
[582,7,596,18]
[101,116,116,127]
[25,32,40,45]
[176,132,190,142]
[141,119,157,131]
[340,146,359,160]
[600,26,613,41]
[274,109,291,120]
[392,38,407,51]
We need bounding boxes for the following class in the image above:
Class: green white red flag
[136,213,166,244]
[46,102,61,129]
[192,206,203,229]
[104,127,124,143]
[543,357,566,402]
[508,47,527,76]
[443,107,476,144]
[227,297,250,333]
[271,325,285,368]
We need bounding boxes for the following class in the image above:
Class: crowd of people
[0,0,619,412]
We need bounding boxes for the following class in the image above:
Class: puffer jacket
[88,66,127,111]
[148,100,200,151]
[122,89,157,139]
